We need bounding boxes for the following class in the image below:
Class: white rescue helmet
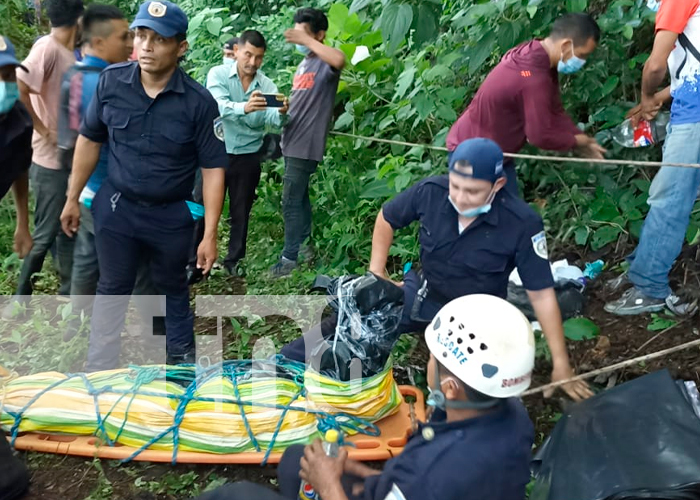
[425,294,535,398]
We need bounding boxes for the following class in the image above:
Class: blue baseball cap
[448,138,505,184]
[130,1,188,38]
[0,36,28,72]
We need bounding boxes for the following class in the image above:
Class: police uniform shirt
[382,175,554,300]
[361,399,534,500]
[80,61,227,203]
[0,101,32,200]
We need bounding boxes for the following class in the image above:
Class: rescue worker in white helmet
[195,294,536,500]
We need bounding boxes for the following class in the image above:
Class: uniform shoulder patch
[213,117,225,142]
[531,231,548,260]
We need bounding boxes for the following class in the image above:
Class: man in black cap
[0,35,33,260]
[282,138,592,401]
[60,0,227,369]
[222,36,237,66]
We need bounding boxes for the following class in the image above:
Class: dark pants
[189,170,204,270]
[192,445,363,500]
[15,163,74,296]
[224,152,262,267]
[70,203,165,336]
[86,180,194,371]
[282,157,318,261]
[280,270,444,362]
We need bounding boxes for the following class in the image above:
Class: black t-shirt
[0,101,33,200]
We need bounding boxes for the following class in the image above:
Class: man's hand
[545,362,594,402]
[279,97,290,115]
[196,236,218,274]
[299,439,348,499]
[61,199,81,237]
[369,268,404,287]
[244,90,268,114]
[640,94,663,122]
[284,28,315,46]
[574,135,606,160]
[13,226,33,258]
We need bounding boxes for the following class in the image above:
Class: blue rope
[3,358,386,464]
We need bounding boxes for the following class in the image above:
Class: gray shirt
[281,54,340,162]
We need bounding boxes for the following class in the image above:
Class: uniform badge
[531,231,548,260]
[148,1,167,17]
[213,117,225,142]
[0,38,6,51]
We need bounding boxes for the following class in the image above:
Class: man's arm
[11,171,32,258]
[368,209,396,280]
[284,29,346,70]
[17,79,51,140]
[196,167,225,273]
[641,30,677,118]
[61,135,101,235]
[206,66,267,118]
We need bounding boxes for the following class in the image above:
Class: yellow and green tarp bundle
[0,356,402,464]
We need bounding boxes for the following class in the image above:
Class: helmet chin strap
[426,363,501,411]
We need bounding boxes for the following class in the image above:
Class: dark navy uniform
[383,175,554,334]
[80,60,227,370]
[0,101,32,200]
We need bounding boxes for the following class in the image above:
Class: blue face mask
[647,0,660,11]
[223,57,235,66]
[0,81,19,115]
[296,44,311,56]
[448,191,494,218]
[557,48,587,74]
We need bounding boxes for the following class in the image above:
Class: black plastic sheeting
[531,370,700,500]
[508,279,586,321]
[309,273,404,381]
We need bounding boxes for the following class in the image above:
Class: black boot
[0,428,29,500]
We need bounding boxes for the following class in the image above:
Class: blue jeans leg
[629,122,700,299]
[282,157,317,261]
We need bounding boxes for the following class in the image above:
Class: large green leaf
[360,178,395,199]
[349,0,373,13]
[591,226,621,250]
[380,3,413,55]
[566,0,588,12]
[414,3,440,46]
[394,65,417,100]
[205,17,223,36]
[468,32,497,74]
[563,317,600,341]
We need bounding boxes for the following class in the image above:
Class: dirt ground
[10,247,700,500]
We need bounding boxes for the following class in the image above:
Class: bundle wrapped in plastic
[0,356,401,459]
[310,273,405,381]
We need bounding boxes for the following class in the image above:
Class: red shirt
[447,40,580,155]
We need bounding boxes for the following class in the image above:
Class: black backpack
[57,64,102,171]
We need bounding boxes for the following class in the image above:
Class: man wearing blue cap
[282,138,592,401]
[60,0,227,369]
[0,36,33,260]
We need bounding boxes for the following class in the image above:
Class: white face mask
[647,0,661,11]
[223,57,235,66]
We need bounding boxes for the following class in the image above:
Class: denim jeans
[281,157,318,261]
[15,163,74,296]
[628,122,700,299]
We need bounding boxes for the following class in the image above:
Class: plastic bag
[531,370,700,500]
[507,279,586,321]
[309,273,404,381]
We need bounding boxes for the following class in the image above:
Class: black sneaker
[269,257,297,279]
[0,428,30,500]
[604,288,665,316]
[224,261,246,278]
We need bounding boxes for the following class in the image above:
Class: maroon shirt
[447,40,580,155]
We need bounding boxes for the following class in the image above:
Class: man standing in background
[222,36,237,65]
[207,30,288,277]
[4,0,84,318]
[269,7,345,278]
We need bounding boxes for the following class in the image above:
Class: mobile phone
[262,93,285,107]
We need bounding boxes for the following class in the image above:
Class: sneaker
[604,287,665,316]
[225,261,246,278]
[299,244,314,262]
[186,265,205,286]
[605,271,630,292]
[269,257,297,279]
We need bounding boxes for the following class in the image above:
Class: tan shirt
[16,35,75,170]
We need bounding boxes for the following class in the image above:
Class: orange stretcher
[7,386,425,464]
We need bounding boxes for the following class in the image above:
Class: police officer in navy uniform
[282,138,592,401]
[60,0,227,369]
[0,35,33,260]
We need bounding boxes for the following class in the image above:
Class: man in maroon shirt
[447,13,606,195]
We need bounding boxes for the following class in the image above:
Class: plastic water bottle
[298,429,340,500]
[611,111,670,148]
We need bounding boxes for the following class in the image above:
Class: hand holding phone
[261,93,286,108]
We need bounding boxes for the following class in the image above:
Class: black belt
[409,270,451,322]
[119,191,185,207]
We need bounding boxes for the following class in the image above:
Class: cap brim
[130,19,179,38]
